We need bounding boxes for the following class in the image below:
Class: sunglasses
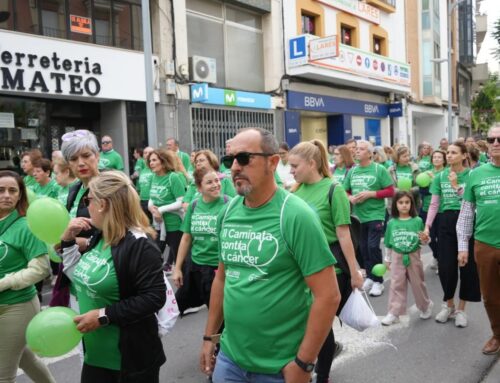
[486,137,500,144]
[101,141,112,145]
[221,152,274,168]
[82,196,94,207]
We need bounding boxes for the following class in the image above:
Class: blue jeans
[213,351,285,383]
[359,220,384,283]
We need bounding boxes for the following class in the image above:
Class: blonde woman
[289,140,362,383]
[61,171,166,382]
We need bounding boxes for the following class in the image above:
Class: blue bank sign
[287,91,390,117]
[191,83,272,109]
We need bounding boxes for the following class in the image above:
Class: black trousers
[176,260,217,314]
[315,242,352,382]
[140,200,153,223]
[156,230,183,266]
[359,221,384,283]
[438,210,481,302]
[81,363,160,383]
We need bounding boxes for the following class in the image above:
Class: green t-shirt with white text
[137,167,153,201]
[150,172,186,231]
[384,217,424,254]
[218,188,335,374]
[332,167,348,184]
[395,165,414,183]
[343,162,393,223]
[72,238,121,370]
[418,156,432,172]
[99,150,124,171]
[429,167,469,211]
[463,163,500,248]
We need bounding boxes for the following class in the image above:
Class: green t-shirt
[418,156,432,172]
[343,162,393,223]
[383,160,393,169]
[33,179,59,199]
[150,172,186,231]
[177,151,191,173]
[219,163,232,178]
[384,217,424,254]
[479,152,488,164]
[23,175,37,191]
[72,238,120,370]
[137,167,153,201]
[181,195,230,266]
[429,167,469,211]
[0,211,48,305]
[218,188,336,374]
[422,168,444,212]
[394,165,414,183]
[134,157,146,173]
[183,176,236,204]
[56,180,78,207]
[69,185,87,218]
[332,167,348,184]
[463,163,500,248]
[274,171,283,187]
[293,178,351,245]
[98,150,124,171]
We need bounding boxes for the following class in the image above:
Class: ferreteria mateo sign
[191,83,272,109]
[0,30,159,102]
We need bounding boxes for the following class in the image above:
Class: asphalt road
[17,247,499,382]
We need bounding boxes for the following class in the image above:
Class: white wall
[100,101,129,174]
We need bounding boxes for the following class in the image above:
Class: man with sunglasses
[200,128,340,383]
[98,136,124,171]
[457,124,500,355]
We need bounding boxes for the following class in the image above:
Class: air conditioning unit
[189,56,217,84]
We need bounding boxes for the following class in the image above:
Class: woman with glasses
[0,170,55,383]
[424,141,480,327]
[61,171,166,383]
[331,145,355,184]
[148,148,186,273]
[288,140,363,383]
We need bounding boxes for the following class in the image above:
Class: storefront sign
[288,36,309,68]
[316,0,380,24]
[70,15,92,35]
[287,91,389,118]
[388,103,403,117]
[309,35,338,61]
[0,112,14,128]
[0,30,158,102]
[191,84,272,109]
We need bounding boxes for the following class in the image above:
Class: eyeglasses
[82,196,94,207]
[221,152,275,168]
[101,141,112,145]
[486,137,500,144]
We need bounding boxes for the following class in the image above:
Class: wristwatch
[98,308,110,326]
[294,356,315,373]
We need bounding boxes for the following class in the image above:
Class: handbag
[156,272,180,337]
[339,288,380,332]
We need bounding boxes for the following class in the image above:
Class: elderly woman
[61,171,166,382]
[0,170,55,383]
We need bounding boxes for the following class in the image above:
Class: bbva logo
[304,96,325,108]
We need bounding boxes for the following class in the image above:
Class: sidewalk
[482,356,500,382]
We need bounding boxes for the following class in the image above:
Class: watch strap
[294,356,315,372]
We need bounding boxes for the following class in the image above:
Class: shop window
[341,25,353,46]
[373,36,382,55]
[41,0,66,38]
[301,13,315,35]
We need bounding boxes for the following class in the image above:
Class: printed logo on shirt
[441,182,465,201]
[391,229,418,250]
[0,241,8,263]
[476,176,500,202]
[220,224,279,279]
[191,213,217,236]
[351,174,377,192]
[98,158,111,168]
[73,248,110,299]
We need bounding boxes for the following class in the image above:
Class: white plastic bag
[156,272,180,337]
[339,288,380,332]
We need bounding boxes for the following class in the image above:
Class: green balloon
[27,198,70,245]
[397,178,412,191]
[26,307,82,357]
[47,244,62,263]
[372,263,387,277]
[27,189,36,204]
[416,172,432,188]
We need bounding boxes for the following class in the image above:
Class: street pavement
[17,247,499,383]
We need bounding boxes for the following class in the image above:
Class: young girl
[381,191,433,326]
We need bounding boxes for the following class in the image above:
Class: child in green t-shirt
[381,191,433,326]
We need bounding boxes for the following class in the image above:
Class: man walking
[457,124,500,355]
[200,128,340,383]
[343,140,394,296]
[98,135,124,171]
[166,137,191,171]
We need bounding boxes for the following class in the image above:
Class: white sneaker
[455,310,468,328]
[435,303,455,323]
[381,313,399,326]
[430,258,438,270]
[369,282,385,297]
[363,278,374,292]
[420,301,434,319]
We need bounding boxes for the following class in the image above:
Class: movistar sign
[191,83,272,109]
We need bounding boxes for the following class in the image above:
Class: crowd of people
[0,125,499,383]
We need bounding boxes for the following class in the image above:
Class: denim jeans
[213,351,285,383]
[359,220,384,283]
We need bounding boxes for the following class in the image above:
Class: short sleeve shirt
[384,217,424,254]
[430,167,469,211]
[98,150,124,171]
[150,172,186,231]
[137,167,153,201]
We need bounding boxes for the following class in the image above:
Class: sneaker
[369,282,384,297]
[430,258,438,270]
[381,313,399,326]
[183,305,205,315]
[455,310,468,328]
[435,303,455,323]
[362,278,374,292]
[420,301,434,319]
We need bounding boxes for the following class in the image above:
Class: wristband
[203,335,213,341]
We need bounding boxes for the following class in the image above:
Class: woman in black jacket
[61,171,166,383]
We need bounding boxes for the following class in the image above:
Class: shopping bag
[339,288,380,332]
[157,272,180,337]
